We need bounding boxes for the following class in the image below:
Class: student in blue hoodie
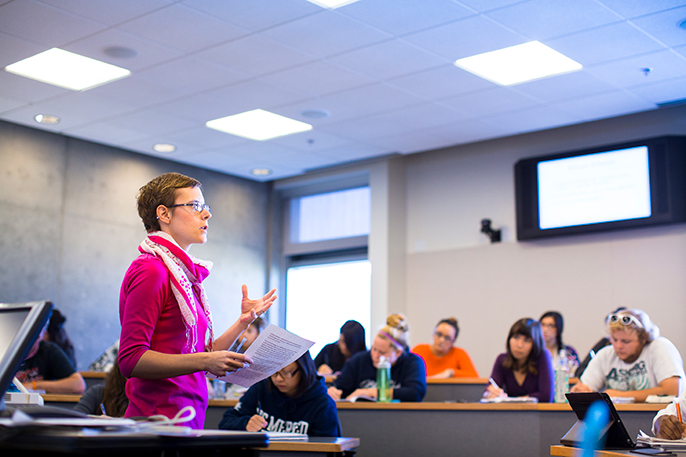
[328,314,427,402]
[218,352,340,436]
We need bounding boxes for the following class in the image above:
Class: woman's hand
[239,285,276,325]
[246,415,268,432]
[205,351,252,377]
[570,382,592,393]
[317,364,334,375]
[327,386,343,400]
[347,388,377,400]
[484,384,506,399]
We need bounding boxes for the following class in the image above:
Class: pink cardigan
[119,253,209,429]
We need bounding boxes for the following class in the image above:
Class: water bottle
[376,355,391,403]
[554,349,569,403]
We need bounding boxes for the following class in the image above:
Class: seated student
[315,320,366,375]
[571,309,684,402]
[242,317,266,350]
[218,352,340,436]
[539,311,579,372]
[574,307,627,378]
[411,317,478,379]
[44,308,77,368]
[217,317,267,399]
[484,318,554,402]
[74,358,128,416]
[328,314,427,402]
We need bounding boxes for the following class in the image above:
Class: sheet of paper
[207,324,314,388]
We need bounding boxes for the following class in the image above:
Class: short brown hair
[136,172,201,232]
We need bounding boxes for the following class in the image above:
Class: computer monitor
[0,301,53,412]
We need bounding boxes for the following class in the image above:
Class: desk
[335,402,662,457]
[258,437,359,456]
[80,371,106,389]
[424,377,488,402]
[550,444,639,456]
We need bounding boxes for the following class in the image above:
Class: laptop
[561,392,635,449]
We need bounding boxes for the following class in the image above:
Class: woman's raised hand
[240,284,276,325]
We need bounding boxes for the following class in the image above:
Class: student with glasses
[483,318,554,402]
[539,311,579,375]
[218,352,340,436]
[411,317,478,379]
[118,172,276,429]
[571,309,684,403]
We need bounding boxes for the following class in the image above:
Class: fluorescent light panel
[5,48,130,91]
[306,0,361,8]
[206,109,313,141]
[454,41,582,86]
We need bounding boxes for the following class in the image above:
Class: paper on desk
[207,324,314,388]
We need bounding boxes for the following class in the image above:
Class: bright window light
[5,48,131,91]
[454,41,582,86]
[306,0,361,8]
[286,260,371,358]
[206,109,313,141]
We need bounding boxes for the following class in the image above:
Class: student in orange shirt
[412,318,478,379]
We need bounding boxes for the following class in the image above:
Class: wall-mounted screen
[515,136,686,240]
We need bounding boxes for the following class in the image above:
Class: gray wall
[403,104,686,377]
[0,120,271,370]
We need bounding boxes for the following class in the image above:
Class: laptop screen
[0,301,53,410]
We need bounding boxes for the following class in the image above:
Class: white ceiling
[1,0,686,181]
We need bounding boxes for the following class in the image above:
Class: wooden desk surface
[262,437,359,453]
[550,445,635,456]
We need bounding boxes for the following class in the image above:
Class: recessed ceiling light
[206,109,313,141]
[153,143,176,153]
[251,168,273,176]
[679,19,686,30]
[300,109,331,119]
[5,48,131,91]
[103,46,138,59]
[454,41,582,86]
[306,0,361,8]
[34,114,60,124]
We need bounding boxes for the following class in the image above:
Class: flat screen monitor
[0,301,53,411]
[515,136,686,240]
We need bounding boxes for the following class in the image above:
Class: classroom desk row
[45,393,663,457]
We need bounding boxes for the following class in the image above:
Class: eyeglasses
[168,201,211,215]
[608,313,644,329]
[434,331,454,342]
[541,323,556,329]
[271,367,298,380]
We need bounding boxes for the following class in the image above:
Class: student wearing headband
[327,314,426,402]
[571,309,684,402]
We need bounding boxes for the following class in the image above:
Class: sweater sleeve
[218,384,260,430]
[118,257,169,378]
[333,353,364,398]
[392,353,427,402]
[486,354,507,397]
[314,344,330,370]
[73,385,105,415]
[532,349,554,402]
[305,394,341,437]
[453,348,479,378]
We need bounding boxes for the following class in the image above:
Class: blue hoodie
[334,350,427,401]
[218,376,340,437]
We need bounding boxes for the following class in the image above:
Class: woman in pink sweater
[118,172,275,429]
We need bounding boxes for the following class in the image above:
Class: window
[285,260,371,358]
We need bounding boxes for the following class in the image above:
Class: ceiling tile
[0,31,46,68]
[136,56,248,94]
[366,129,465,155]
[262,9,393,58]
[203,79,310,115]
[0,95,26,113]
[87,74,186,108]
[403,14,524,60]
[314,143,389,162]
[109,108,199,136]
[0,70,71,102]
[268,129,351,152]
[441,87,540,117]
[338,0,474,36]
[63,122,150,146]
[458,0,528,12]
[631,6,686,47]
[487,0,622,40]
[37,0,175,26]
[586,49,686,88]
[484,105,584,134]
[181,0,320,32]
[327,39,447,80]
[197,33,315,77]
[387,64,494,100]
[63,28,183,72]
[546,22,667,66]
[257,60,374,98]
[0,0,104,46]
[598,0,686,19]
[512,70,616,103]
[117,3,250,53]
[553,90,657,120]
[629,75,686,105]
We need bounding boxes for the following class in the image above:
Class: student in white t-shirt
[571,309,684,403]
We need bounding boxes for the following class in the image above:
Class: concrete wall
[0,120,270,370]
[404,104,686,377]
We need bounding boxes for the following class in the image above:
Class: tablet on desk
[561,392,635,449]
